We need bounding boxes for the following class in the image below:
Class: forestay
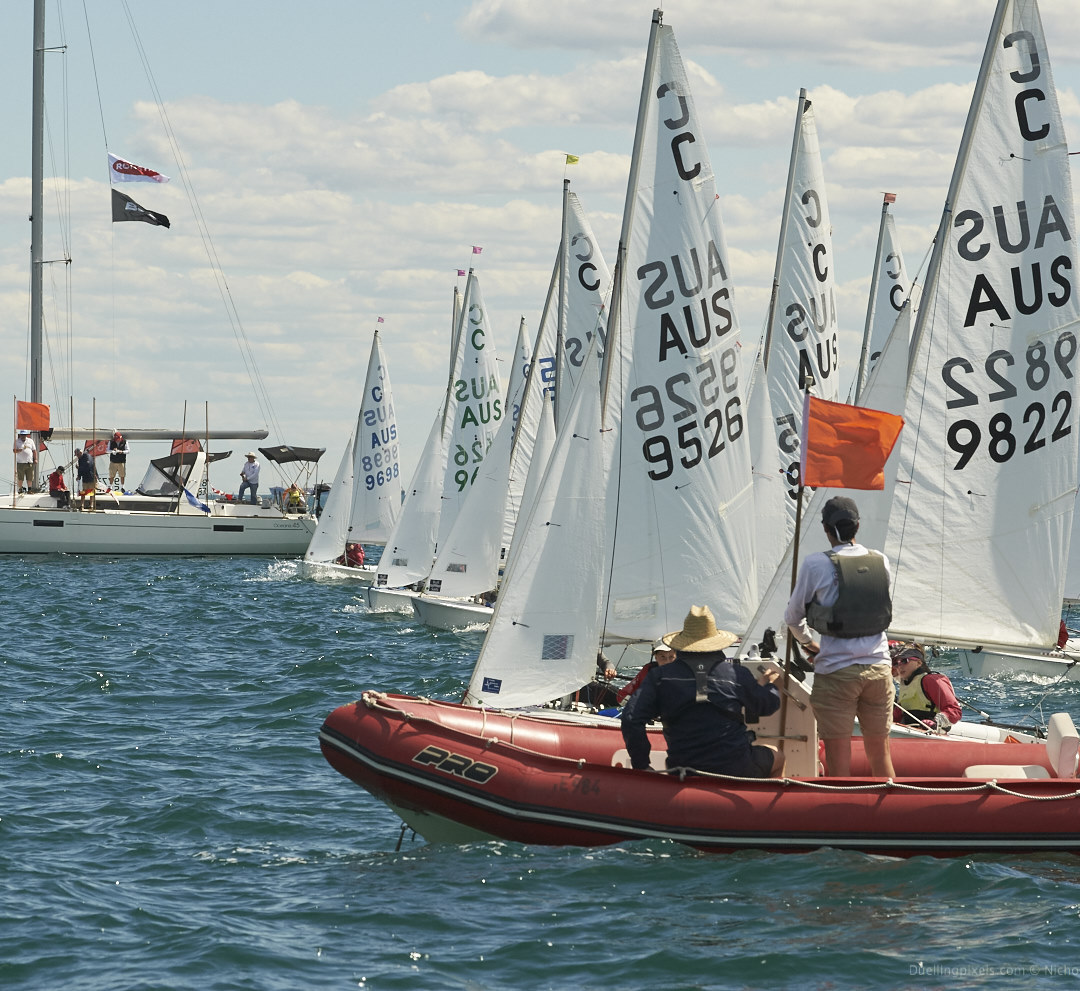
[885,0,1080,648]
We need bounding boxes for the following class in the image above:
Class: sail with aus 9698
[885,0,1080,650]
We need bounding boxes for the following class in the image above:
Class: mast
[761,88,807,372]
[854,193,894,405]
[30,0,45,406]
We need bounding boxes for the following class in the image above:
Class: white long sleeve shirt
[783,540,891,675]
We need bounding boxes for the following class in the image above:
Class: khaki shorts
[811,663,894,739]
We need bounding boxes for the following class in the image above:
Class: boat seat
[963,712,1080,780]
[962,764,1050,779]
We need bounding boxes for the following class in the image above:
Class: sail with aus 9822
[885,0,1080,649]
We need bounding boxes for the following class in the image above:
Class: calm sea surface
[4,554,1080,991]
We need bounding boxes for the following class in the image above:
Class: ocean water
[4,554,1080,991]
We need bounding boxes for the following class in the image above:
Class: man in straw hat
[784,495,895,777]
[621,605,784,778]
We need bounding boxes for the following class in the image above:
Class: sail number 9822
[630,349,742,481]
[942,331,1076,470]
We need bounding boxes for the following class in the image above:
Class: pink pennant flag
[377,316,384,323]
[472,246,482,255]
[457,269,466,276]
[108,153,170,184]
[883,192,897,204]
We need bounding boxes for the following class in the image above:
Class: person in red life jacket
[891,643,962,731]
[621,605,784,777]
[345,542,365,567]
[617,641,676,704]
[47,465,70,508]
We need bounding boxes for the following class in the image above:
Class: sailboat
[1,0,321,556]
[302,327,402,582]
[365,270,503,612]
[319,2,1080,854]
[411,184,612,631]
[851,193,912,405]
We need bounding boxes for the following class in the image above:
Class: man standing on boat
[238,452,260,505]
[621,605,784,778]
[108,431,130,490]
[784,496,896,777]
[13,429,37,493]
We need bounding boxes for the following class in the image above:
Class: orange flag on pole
[799,394,903,490]
[16,400,50,431]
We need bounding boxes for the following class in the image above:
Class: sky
[1,0,1079,492]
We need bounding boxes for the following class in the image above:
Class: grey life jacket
[805,549,891,638]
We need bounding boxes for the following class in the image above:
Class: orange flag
[83,439,110,457]
[800,394,903,490]
[171,439,201,454]
[16,400,50,431]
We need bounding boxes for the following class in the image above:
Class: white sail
[502,317,533,551]
[348,329,402,544]
[747,359,788,600]
[762,90,841,545]
[601,14,757,639]
[558,188,612,427]
[853,197,911,405]
[424,320,530,598]
[885,0,1080,648]
[304,428,355,564]
[465,341,610,706]
[435,272,504,551]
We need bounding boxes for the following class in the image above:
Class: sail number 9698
[942,331,1076,470]
[630,349,742,481]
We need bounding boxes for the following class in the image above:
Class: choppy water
[4,555,1080,990]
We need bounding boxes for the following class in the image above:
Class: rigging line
[116,1,285,443]
[118,2,280,437]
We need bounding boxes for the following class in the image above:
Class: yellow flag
[565,154,579,165]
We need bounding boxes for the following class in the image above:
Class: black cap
[822,496,859,526]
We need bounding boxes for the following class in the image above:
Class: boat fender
[806,550,892,638]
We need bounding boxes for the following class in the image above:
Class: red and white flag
[109,153,170,184]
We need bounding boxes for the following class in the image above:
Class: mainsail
[761,90,841,546]
[853,195,912,405]
[885,0,1080,648]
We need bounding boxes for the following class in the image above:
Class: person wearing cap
[76,445,98,510]
[621,605,784,777]
[238,452,260,505]
[47,464,70,508]
[891,643,961,731]
[784,495,896,777]
[108,431,130,489]
[616,641,677,705]
[13,430,37,493]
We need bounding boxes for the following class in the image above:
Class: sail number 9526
[630,349,741,481]
[942,331,1076,469]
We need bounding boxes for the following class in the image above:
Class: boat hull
[363,587,416,613]
[0,505,314,555]
[320,693,1080,855]
[300,560,377,584]
[411,595,492,631]
[952,645,1080,682]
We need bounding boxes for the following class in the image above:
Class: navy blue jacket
[620,652,780,772]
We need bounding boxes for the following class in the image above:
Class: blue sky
[1,0,1079,490]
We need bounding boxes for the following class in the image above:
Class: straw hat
[245,451,257,459]
[662,605,738,652]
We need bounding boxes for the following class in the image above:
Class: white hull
[951,645,1080,683]
[0,500,314,556]
[300,560,377,584]
[411,595,492,631]
[363,587,415,613]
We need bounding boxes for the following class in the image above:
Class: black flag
[111,188,170,228]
